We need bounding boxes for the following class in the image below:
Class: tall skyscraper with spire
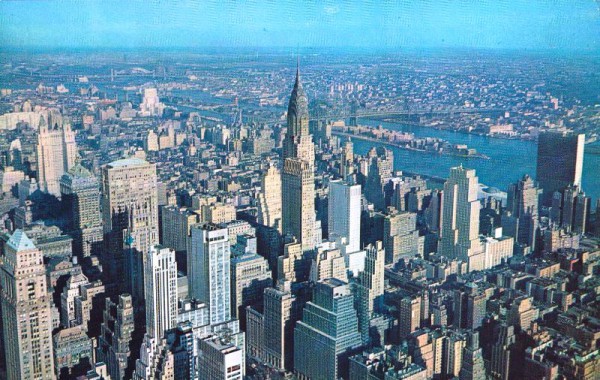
[282,64,317,253]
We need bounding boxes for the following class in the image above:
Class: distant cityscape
[0,39,600,380]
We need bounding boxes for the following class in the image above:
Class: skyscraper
[536,132,585,205]
[439,166,485,271]
[188,223,231,325]
[328,179,362,253]
[505,174,542,252]
[459,332,485,380]
[282,65,317,253]
[383,208,420,264]
[256,164,282,232]
[60,163,103,257]
[294,278,363,380]
[144,245,177,341]
[0,230,55,379]
[36,115,77,197]
[101,157,158,301]
[97,294,137,380]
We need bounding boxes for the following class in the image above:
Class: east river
[352,119,600,204]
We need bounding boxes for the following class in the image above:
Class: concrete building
[328,180,362,253]
[97,294,136,380]
[256,164,282,231]
[439,166,485,271]
[188,223,231,325]
[383,208,420,264]
[198,335,244,380]
[0,230,56,379]
[60,163,103,257]
[282,67,317,253]
[102,157,158,302]
[36,116,77,197]
[294,278,363,380]
[145,245,178,341]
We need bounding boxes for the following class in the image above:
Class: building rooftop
[7,229,36,251]
[107,157,149,168]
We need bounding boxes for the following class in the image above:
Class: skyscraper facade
[282,66,317,253]
[0,230,55,379]
[36,116,77,197]
[294,278,363,380]
[536,132,584,205]
[144,245,178,341]
[60,163,103,257]
[505,174,542,252]
[188,223,231,325]
[256,164,282,231]
[440,166,484,271]
[101,157,158,300]
[328,179,362,253]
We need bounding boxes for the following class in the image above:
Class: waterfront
[354,118,600,203]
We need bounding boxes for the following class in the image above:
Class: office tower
[144,130,159,152]
[399,295,422,339]
[482,230,514,269]
[139,88,165,117]
[160,206,198,253]
[278,239,311,283]
[383,208,420,264]
[188,223,231,325]
[97,294,136,380]
[133,335,174,380]
[201,201,237,224]
[425,189,443,233]
[0,230,55,379]
[553,185,590,234]
[160,205,198,270]
[36,116,77,197]
[490,324,515,380]
[101,157,158,301]
[459,332,485,380]
[294,279,363,380]
[53,325,93,378]
[256,164,282,231]
[311,245,348,282]
[340,138,354,181]
[453,283,486,330]
[440,166,485,271]
[328,180,361,253]
[282,66,317,252]
[536,132,585,205]
[231,250,272,327]
[507,296,539,331]
[60,163,103,257]
[354,242,385,344]
[364,147,394,211]
[60,271,89,328]
[166,322,195,380]
[506,174,542,251]
[198,335,244,380]
[145,245,177,341]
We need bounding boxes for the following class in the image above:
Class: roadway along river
[352,118,600,204]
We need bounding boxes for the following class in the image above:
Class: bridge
[174,101,505,125]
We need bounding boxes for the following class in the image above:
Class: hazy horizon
[2,1,599,51]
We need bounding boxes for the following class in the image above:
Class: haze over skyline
[1,0,599,51]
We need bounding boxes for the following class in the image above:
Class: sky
[1,0,599,51]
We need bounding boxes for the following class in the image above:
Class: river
[352,118,600,204]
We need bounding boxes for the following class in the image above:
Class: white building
[188,223,231,325]
[198,335,244,380]
[145,245,178,340]
[328,180,362,254]
[440,166,485,272]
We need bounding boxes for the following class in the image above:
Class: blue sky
[1,1,599,50]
